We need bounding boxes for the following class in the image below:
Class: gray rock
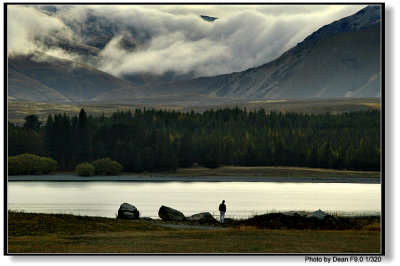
[122,211,135,219]
[119,203,136,212]
[308,209,328,220]
[117,203,140,220]
[187,212,217,223]
[158,205,186,221]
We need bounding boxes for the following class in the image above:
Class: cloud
[7,4,367,78]
[7,5,77,60]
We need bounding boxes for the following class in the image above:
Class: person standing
[219,200,226,223]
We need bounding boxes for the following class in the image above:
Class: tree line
[8,108,381,172]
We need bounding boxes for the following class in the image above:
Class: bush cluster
[8,154,57,175]
[91,158,123,175]
[75,162,95,177]
[75,158,123,177]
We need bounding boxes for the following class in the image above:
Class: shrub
[37,157,58,174]
[8,156,20,175]
[91,158,123,175]
[8,154,57,175]
[75,162,95,177]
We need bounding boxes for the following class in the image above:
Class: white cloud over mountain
[7,4,366,78]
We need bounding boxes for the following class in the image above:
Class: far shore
[8,166,381,184]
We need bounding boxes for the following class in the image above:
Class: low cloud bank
[7,4,365,78]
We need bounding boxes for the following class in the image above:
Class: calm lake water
[7,181,381,219]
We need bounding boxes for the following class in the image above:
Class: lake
[7,181,381,219]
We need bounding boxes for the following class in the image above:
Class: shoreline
[8,175,380,184]
[8,166,381,184]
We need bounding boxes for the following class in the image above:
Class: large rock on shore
[308,209,328,220]
[117,203,140,220]
[243,211,354,230]
[187,212,217,223]
[158,205,186,221]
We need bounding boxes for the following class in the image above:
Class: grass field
[173,166,380,178]
[7,97,380,124]
[7,211,381,254]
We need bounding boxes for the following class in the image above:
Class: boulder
[308,209,328,220]
[158,205,186,221]
[117,203,140,220]
[187,212,217,223]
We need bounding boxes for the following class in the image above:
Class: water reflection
[8,181,381,218]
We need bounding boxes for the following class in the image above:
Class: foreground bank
[7,211,381,254]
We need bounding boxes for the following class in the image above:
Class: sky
[8,4,367,78]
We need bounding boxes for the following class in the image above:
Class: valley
[8,97,380,124]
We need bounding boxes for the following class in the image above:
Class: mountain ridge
[7,5,382,104]
[8,53,142,102]
[117,5,382,101]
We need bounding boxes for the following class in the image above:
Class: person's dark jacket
[219,203,226,212]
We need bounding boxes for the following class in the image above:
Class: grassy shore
[8,166,381,183]
[172,166,380,178]
[7,211,381,254]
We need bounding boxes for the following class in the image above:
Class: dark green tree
[24,115,42,132]
[77,109,90,163]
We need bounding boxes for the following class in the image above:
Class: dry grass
[362,103,381,109]
[174,165,380,178]
[7,229,381,254]
[7,211,381,254]
[8,97,380,125]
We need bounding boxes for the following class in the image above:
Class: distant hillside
[8,54,140,102]
[98,5,381,101]
[112,5,380,100]
[8,5,382,104]
[8,68,72,102]
[200,5,382,99]
[202,25,381,99]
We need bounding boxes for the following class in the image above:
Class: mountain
[200,5,381,99]
[99,5,381,102]
[200,15,218,22]
[38,6,147,51]
[8,53,141,102]
[8,68,72,102]
[203,23,381,99]
[8,5,382,104]
[117,5,380,100]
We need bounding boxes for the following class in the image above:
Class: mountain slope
[202,25,381,99]
[8,54,142,102]
[101,5,381,101]
[201,5,381,99]
[8,5,382,104]
[8,68,72,102]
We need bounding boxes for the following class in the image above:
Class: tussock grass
[234,225,260,231]
[7,211,166,237]
[7,211,381,254]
